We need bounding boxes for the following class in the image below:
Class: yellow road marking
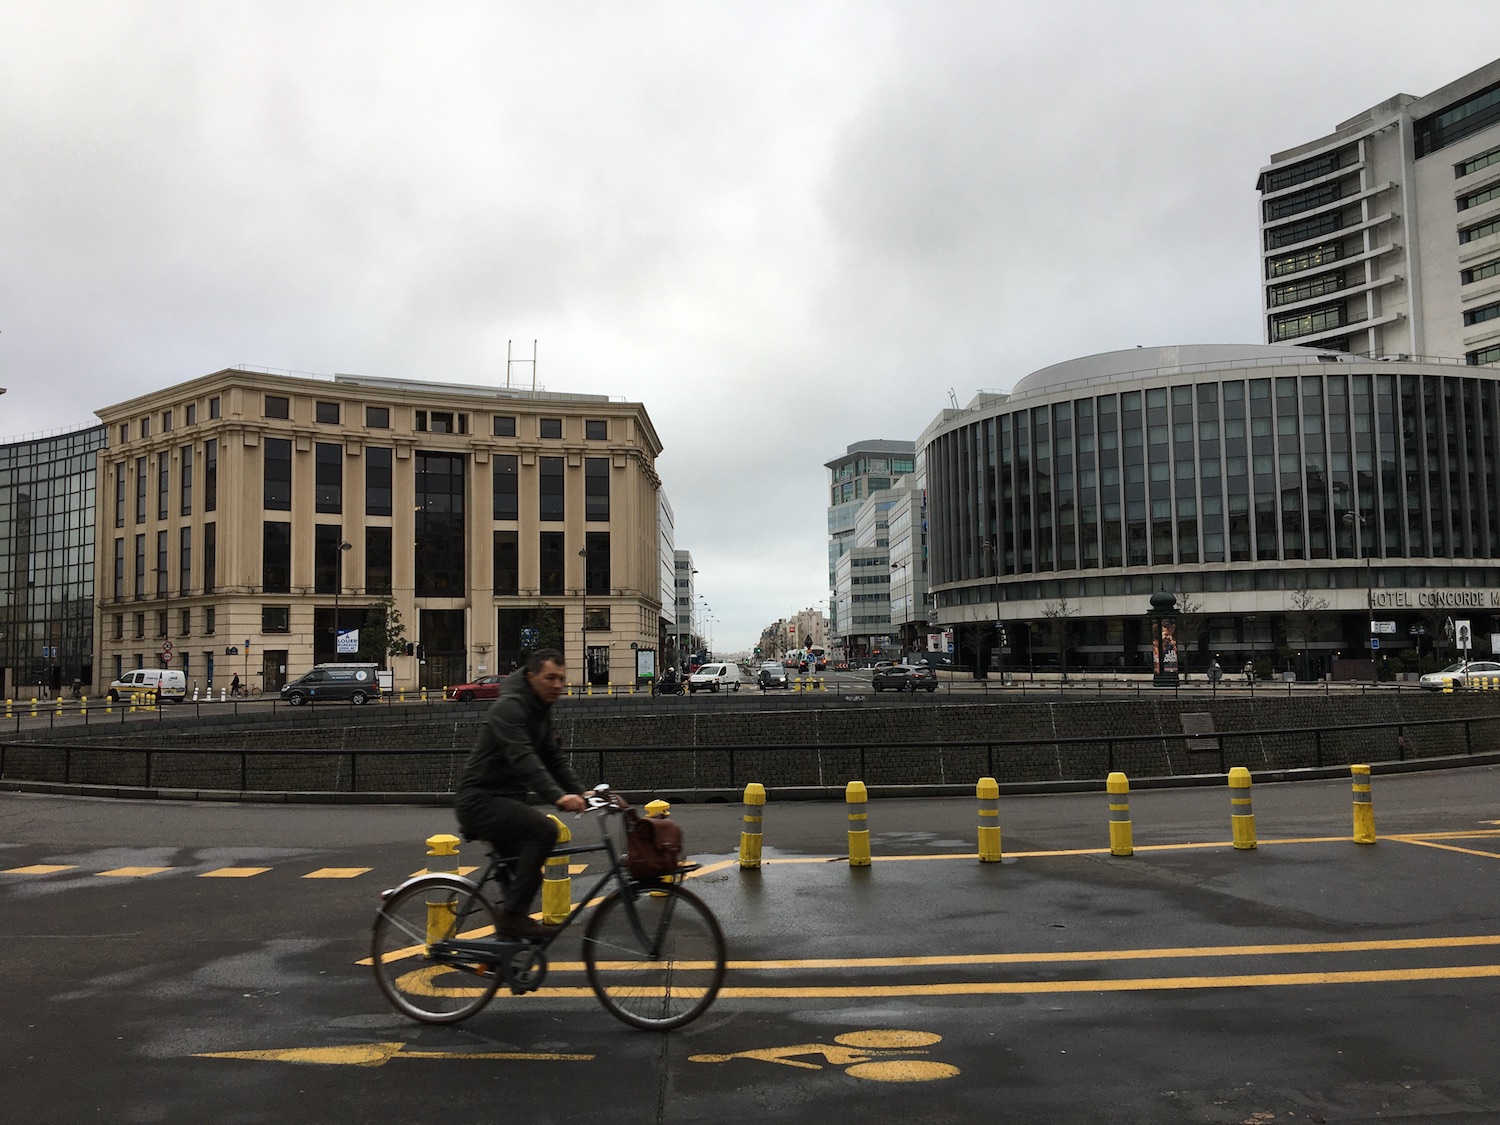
[200,867,271,878]
[302,867,372,879]
[407,866,479,878]
[196,1042,593,1067]
[1388,837,1500,860]
[97,866,172,877]
[3,864,77,874]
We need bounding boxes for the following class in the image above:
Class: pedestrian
[1243,660,1254,686]
[1207,660,1222,684]
[230,672,242,698]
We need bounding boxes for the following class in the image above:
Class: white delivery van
[107,668,187,703]
[687,662,743,693]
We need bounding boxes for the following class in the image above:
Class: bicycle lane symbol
[689,1029,958,1083]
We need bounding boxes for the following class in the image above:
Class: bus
[786,646,827,672]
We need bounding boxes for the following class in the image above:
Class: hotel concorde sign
[1369,588,1500,610]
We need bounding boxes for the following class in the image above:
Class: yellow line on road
[1388,836,1500,860]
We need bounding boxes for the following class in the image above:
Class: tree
[1040,596,1080,681]
[354,596,408,665]
[1172,592,1208,668]
[1287,580,1329,675]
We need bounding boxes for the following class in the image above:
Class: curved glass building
[921,344,1500,678]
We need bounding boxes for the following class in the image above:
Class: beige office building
[93,368,664,694]
[1259,57,1500,364]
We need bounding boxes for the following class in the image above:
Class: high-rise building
[824,439,915,656]
[1258,57,1500,364]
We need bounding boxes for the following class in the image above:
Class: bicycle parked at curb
[370,783,726,1031]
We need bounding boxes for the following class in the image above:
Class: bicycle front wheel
[583,882,726,1030]
[371,877,502,1024]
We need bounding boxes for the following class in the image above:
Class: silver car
[1418,660,1500,691]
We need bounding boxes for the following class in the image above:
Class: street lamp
[332,540,352,662]
[1343,511,1375,683]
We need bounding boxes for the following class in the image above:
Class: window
[185,403,196,425]
[113,613,123,640]
[203,522,216,594]
[1463,301,1500,326]
[584,531,610,594]
[134,534,145,597]
[366,526,392,594]
[1268,272,1345,307]
[539,531,565,594]
[315,525,344,594]
[1468,344,1500,366]
[1272,304,1345,341]
[1265,210,1342,250]
[262,522,291,593]
[264,438,292,509]
[539,456,564,521]
[1459,215,1500,244]
[1263,181,1340,222]
[179,526,191,596]
[415,452,466,595]
[204,439,217,511]
[1263,151,1340,193]
[539,417,562,439]
[1458,182,1500,211]
[584,607,610,631]
[1415,79,1500,157]
[585,456,609,520]
[1266,242,1341,279]
[585,419,607,440]
[209,395,220,420]
[113,538,124,599]
[135,612,145,638]
[265,395,290,419]
[157,456,169,519]
[365,447,392,516]
[261,606,291,633]
[493,530,518,594]
[315,442,342,513]
[315,401,340,424]
[114,470,125,527]
[493,455,518,520]
[205,606,215,635]
[415,410,468,434]
[161,410,172,433]
[1457,145,1500,178]
[1461,258,1500,285]
[119,423,129,444]
[140,416,150,438]
[493,415,516,437]
[157,530,168,596]
[365,405,390,429]
[180,446,193,515]
[135,456,146,523]
[181,608,192,636]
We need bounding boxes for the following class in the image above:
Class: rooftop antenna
[948,388,959,409]
[506,340,539,391]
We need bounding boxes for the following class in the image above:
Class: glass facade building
[0,425,107,696]
[922,345,1500,678]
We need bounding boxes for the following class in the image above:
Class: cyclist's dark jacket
[456,667,581,806]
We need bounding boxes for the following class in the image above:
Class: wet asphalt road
[2,766,1499,1124]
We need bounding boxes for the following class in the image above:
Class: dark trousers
[455,793,560,915]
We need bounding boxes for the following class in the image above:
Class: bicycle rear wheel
[583,882,726,1030]
[371,877,502,1024]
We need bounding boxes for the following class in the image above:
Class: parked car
[280,663,382,706]
[757,663,790,690]
[872,664,937,692]
[107,668,187,703]
[446,674,506,703]
[1419,660,1500,691]
[688,662,743,693]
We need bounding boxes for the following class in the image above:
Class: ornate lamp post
[332,540,352,662]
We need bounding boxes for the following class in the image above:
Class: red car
[446,675,505,703]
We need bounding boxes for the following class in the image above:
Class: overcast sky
[4,2,1500,652]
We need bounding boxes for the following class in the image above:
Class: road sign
[1456,619,1472,650]
[1370,638,1380,650]
[161,639,174,663]
[1371,621,1397,634]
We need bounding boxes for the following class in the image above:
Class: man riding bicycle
[454,648,585,940]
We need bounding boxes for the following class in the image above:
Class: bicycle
[370,783,726,1031]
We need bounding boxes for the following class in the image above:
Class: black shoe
[498,911,559,941]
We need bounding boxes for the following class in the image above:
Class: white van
[687,662,743,693]
[108,668,187,703]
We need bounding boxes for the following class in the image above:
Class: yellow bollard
[645,798,670,818]
[542,814,572,924]
[30,696,38,718]
[420,688,429,704]
[80,694,87,717]
[1351,764,1376,845]
[424,833,461,944]
[1107,772,1133,856]
[846,780,870,867]
[977,777,1002,862]
[739,783,766,869]
[5,698,11,719]
[1229,766,1257,850]
[819,677,827,692]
